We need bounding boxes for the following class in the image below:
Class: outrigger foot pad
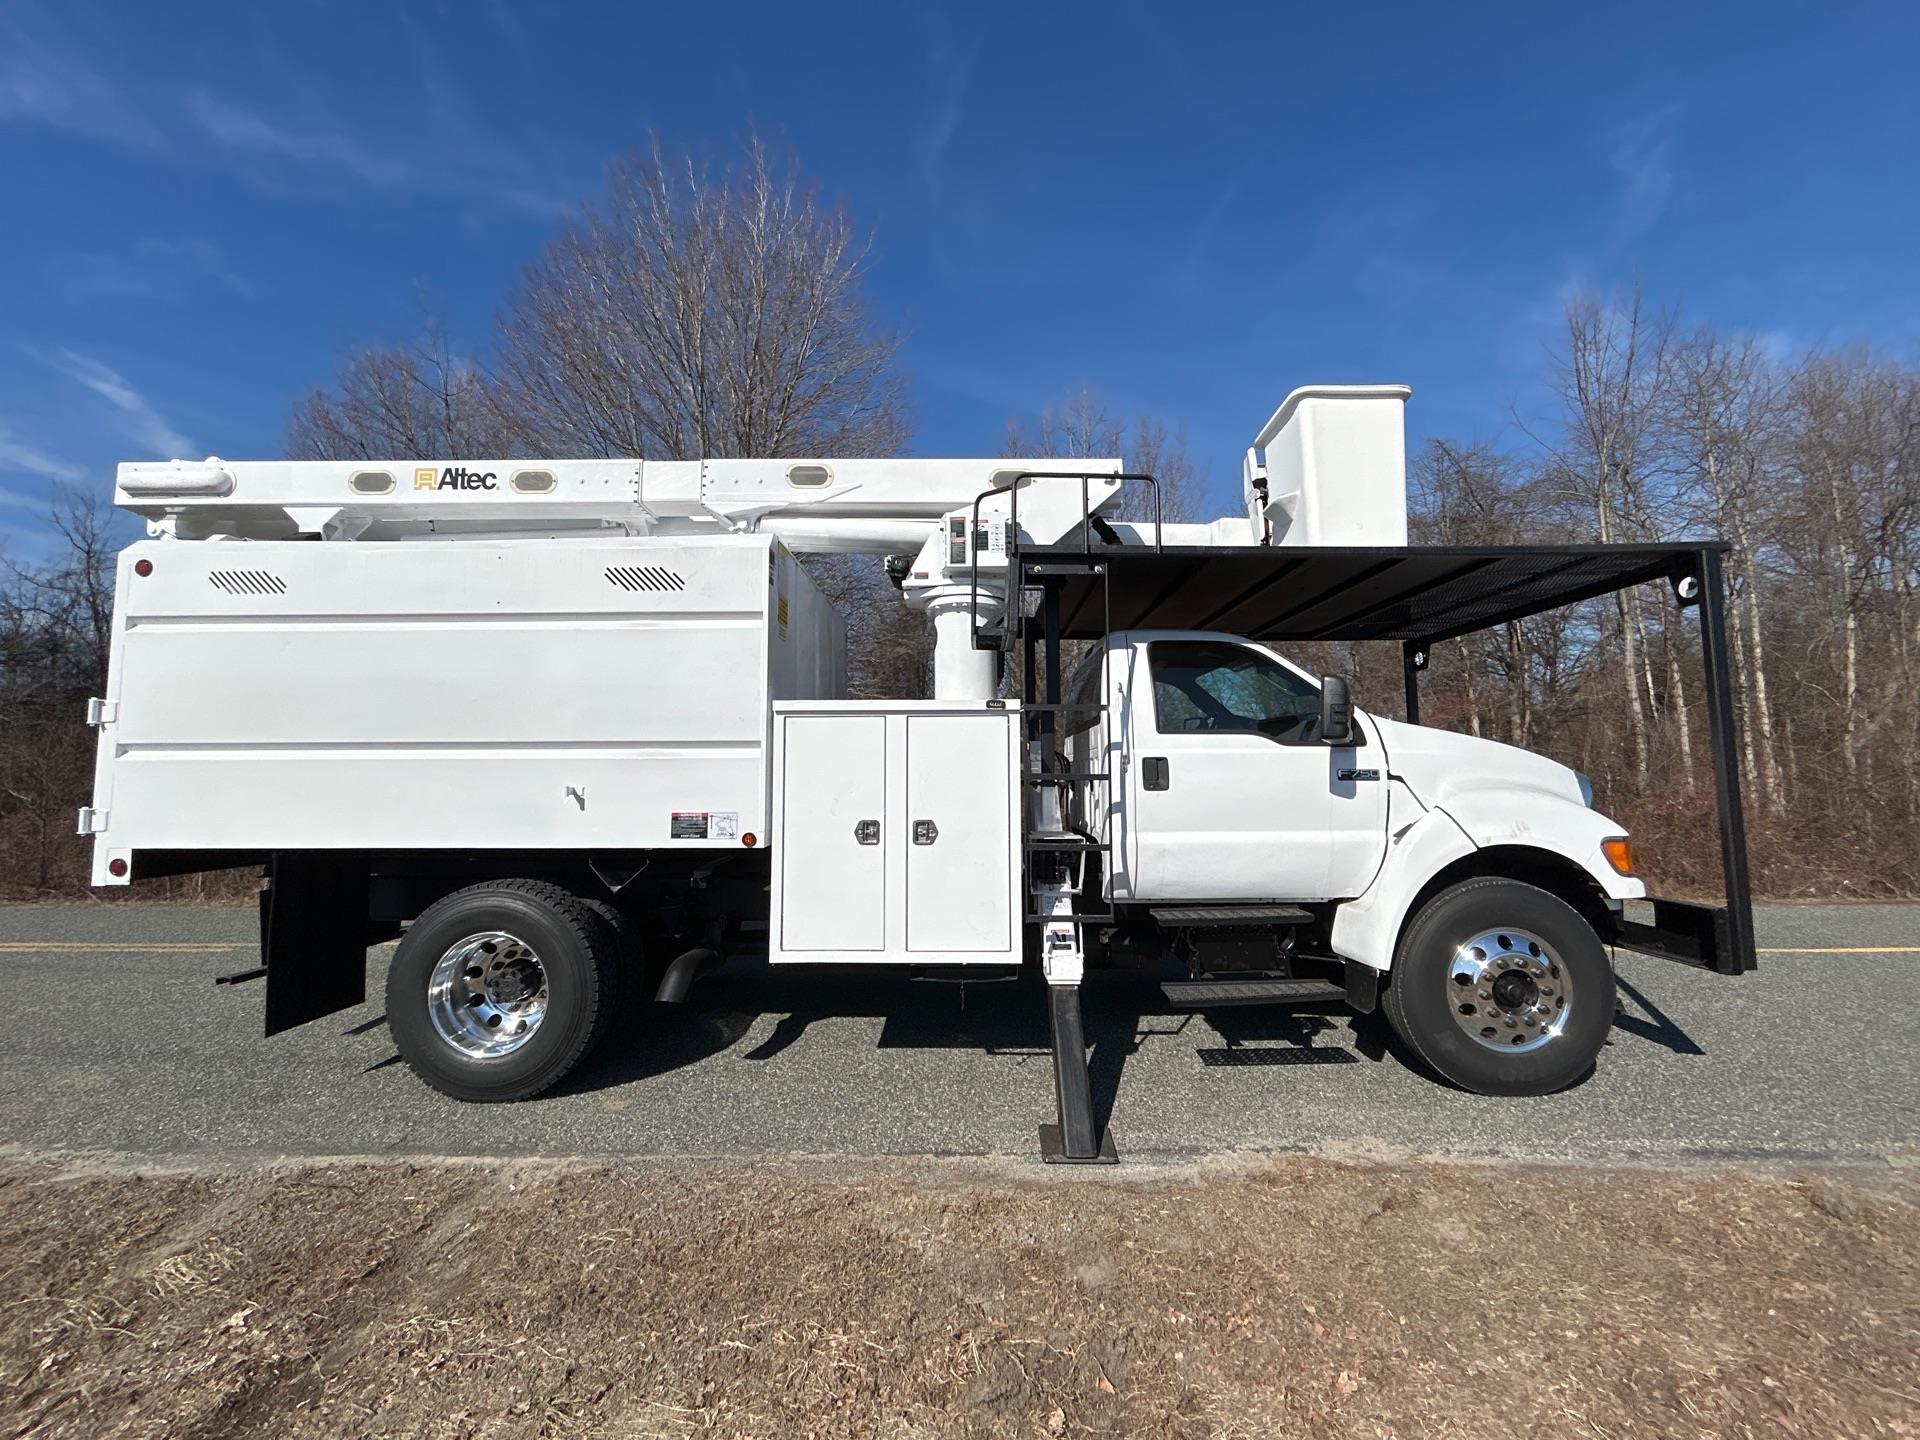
[1038,1123,1119,1165]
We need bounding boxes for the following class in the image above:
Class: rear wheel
[387,879,619,1102]
[1383,878,1613,1095]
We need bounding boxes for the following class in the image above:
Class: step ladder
[968,472,1163,1165]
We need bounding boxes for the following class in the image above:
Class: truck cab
[1073,631,1636,909]
[1061,630,1647,1092]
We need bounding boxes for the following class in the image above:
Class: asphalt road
[3,903,1916,1164]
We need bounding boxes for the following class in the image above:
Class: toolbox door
[904,712,1015,953]
[777,713,887,952]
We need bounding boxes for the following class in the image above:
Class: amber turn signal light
[1600,836,1635,875]
[742,832,757,848]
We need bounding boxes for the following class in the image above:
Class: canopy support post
[1694,548,1759,974]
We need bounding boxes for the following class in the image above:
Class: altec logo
[414,466,498,491]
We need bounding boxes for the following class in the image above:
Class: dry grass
[1,1152,1915,1438]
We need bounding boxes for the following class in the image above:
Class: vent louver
[208,570,288,596]
[605,565,686,593]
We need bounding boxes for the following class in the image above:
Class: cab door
[1119,638,1387,902]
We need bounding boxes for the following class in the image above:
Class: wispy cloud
[47,352,196,459]
[1604,105,1681,246]
[914,7,976,202]
[182,87,567,216]
[49,236,254,303]
[184,90,409,186]
[0,8,569,219]
[1174,175,1248,295]
[0,8,166,151]
[915,62,971,200]
[0,422,85,484]
[1510,104,1685,361]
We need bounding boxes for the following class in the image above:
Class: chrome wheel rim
[427,931,549,1059]
[1445,927,1572,1053]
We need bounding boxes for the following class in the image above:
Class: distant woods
[1397,291,1920,895]
[2,133,1915,898]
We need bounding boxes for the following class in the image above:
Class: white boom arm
[114,456,1124,548]
[110,383,1410,699]
[115,455,1140,702]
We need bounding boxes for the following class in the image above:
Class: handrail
[966,470,1162,653]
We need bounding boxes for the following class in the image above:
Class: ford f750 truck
[82,384,1753,1161]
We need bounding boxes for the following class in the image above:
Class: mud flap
[261,852,371,1036]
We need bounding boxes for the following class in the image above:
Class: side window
[1063,653,1104,737]
[1149,641,1323,744]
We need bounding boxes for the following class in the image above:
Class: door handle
[854,819,880,845]
[912,819,939,845]
[1142,756,1169,791]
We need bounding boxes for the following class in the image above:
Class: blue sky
[1,0,1915,549]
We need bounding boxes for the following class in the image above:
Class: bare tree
[1002,381,1205,523]
[288,314,517,461]
[288,135,922,699]
[1539,288,1676,787]
[494,134,909,462]
[1669,329,1788,812]
[0,492,122,892]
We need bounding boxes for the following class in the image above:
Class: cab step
[1150,904,1314,928]
[1160,977,1345,1008]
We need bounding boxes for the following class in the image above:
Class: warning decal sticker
[670,812,709,840]
[710,811,739,840]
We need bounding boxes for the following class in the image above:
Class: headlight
[1576,772,1595,808]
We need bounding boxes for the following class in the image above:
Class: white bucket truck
[83,386,1753,1161]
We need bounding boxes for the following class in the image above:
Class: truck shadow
[556,961,1053,1096]
[1610,975,1706,1056]
[557,960,1390,1131]
[552,957,1697,1118]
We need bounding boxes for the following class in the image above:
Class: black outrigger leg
[1025,569,1117,1163]
[1039,982,1117,1163]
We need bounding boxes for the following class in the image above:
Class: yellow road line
[0,942,251,952]
[1757,946,1920,954]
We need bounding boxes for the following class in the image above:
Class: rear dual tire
[1384,878,1614,1096]
[386,879,626,1102]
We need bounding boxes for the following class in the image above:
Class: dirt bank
[3,1151,1916,1438]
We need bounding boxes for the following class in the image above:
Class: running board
[1160,977,1346,1008]
[1150,904,1314,927]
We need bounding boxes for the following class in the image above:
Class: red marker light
[133,559,153,577]
[742,833,757,848]
[108,858,128,877]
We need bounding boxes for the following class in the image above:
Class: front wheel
[1383,878,1614,1095]
[387,879,620,1102]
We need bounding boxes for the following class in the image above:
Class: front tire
[1383,878,1614,1095]
[387,879,619,1102]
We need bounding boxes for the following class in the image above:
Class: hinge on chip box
[77,807,108,836]
[85,697,117,726]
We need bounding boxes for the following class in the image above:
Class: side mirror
[1319,675,1354,745]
